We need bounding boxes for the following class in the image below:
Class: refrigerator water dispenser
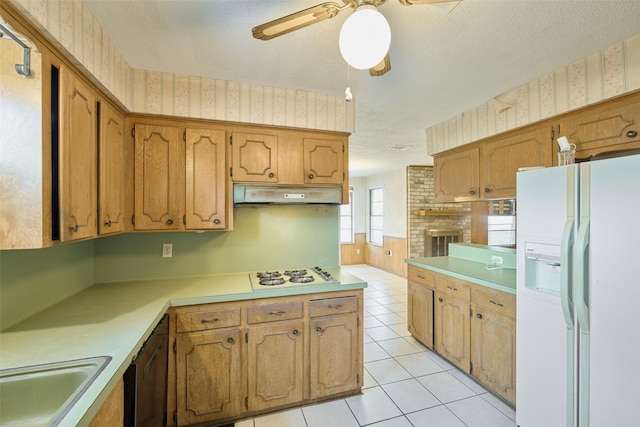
[524,242,562,295]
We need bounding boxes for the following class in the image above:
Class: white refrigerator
[516,154,640,427]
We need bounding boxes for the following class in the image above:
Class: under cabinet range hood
[233,184,342,204]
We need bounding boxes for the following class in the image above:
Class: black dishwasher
[124,314,169,427]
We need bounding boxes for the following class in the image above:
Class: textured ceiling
[85,0,640,176]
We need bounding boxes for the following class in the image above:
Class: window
[340,193,354,244]
[487,200,516,246]
[369,187,383,245]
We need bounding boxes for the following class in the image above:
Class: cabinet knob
[469,189,476,196]
[70,223,79,232]
[484,187,491,193]
[213,218,221,225]
[166,219,173,225]
[105,220,112,227]
[476,313,483,319]
[316,326,322,333]
[308,173,314,180]
[438,297,443,303]
[292,329,299,335]
[627,130,638,138]
[227,337,234,344]
[268,172,275,178]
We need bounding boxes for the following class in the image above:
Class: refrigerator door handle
[574,218,590,332]
[560,217,575,329]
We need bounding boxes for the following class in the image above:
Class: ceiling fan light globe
[339,6,391,70]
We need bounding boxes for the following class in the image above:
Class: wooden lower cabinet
[247,320,304,412]
[434,292,471,372]
[87,378,124,427]
[407,266,516,404]
[170,290,362,426]
[309,313,359,399]
[175,329,243,426]
[407,281,434,349]
[471,306,516,403]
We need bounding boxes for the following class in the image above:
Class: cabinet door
[481,126,551,199]
[59,65,97,242]
[408,281,434,349]
[433,147,480,202]
[98,102,126,235]
[247,321,304,412]
[309,314,359,399]
[471,307,516,403]
[563,101,640,159]
[185,128,227,230]
[176,329,243,426]
[303,138,344,184]
[232,132,278,182]
[434,292,470,372]
[134,124,179,230]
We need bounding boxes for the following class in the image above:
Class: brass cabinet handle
[489,300,504,307]
[327,304,343,309]
[417,275,425,279]
[270,310,286,316]
[200,318,219,324]
[447,286,458,291]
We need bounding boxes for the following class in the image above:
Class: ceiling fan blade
[252,2,345,40]
[398,0,461,5]
[369,52,391,76]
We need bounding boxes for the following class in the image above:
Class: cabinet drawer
[408,266,435,289]
[436,276,471,301]
[177,306,241,332]
[309,296,357,317]
[472,287,515,318]
[247,301,303,324]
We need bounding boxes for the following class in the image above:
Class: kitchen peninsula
[406,243,516,404]
[0,269,367,426]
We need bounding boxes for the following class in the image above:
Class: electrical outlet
[162,244,173,258]
[356,249,361,255]
[491,255,503,265]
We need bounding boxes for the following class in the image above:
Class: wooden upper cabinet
[561,96,640,160]
[481,125,552,199]
[59,65,97,242]
[232,132,278,182]
[134,124,180,230]
[185,128,227,230]
[98,102,126,235]
[303,138,344,185]
[433,146,480,202]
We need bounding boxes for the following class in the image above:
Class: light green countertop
[0,269,366,427]
[406,257,516,294]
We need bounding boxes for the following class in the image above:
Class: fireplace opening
[425,229,463,257]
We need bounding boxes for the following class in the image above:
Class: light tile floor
[235,265,516,427]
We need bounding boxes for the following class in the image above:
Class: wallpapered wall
[426,34,640,155]
[7,0,355,133]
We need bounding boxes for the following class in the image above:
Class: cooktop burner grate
[250,267,337,289]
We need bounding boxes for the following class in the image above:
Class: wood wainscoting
[366,236,407,278]
[340,233,366,266]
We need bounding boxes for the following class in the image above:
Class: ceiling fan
[252,0,461,77]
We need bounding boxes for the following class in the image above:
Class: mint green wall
[0,206,338,328]
[94,205,339,283]
[0,240,94,330]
